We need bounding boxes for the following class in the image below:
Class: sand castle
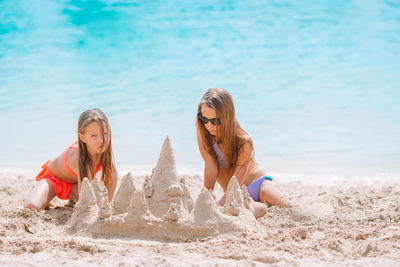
[68,136,257,241]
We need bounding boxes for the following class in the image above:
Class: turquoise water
[1,0,399,179]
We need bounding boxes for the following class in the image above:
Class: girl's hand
[197,123,218,190]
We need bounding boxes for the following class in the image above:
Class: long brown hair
[77,108,115,186]
[196,88,254,190]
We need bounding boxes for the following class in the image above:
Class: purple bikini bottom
[246,176,273,202]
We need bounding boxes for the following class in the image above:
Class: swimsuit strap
[95,161,102,176]
[62,143,78,177]
[62,142,102,178]
[212,141,223,163]
[212,140,228,167]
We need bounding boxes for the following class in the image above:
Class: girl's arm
[196,124,218,190]
[204,158,218,190]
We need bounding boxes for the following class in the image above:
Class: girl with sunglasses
[196,88,287,218]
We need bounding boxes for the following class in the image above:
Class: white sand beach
[1,139,399,266]
[1,174,400,266]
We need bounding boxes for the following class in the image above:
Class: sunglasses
[197,113,221,126]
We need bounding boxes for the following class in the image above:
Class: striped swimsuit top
[212,140,228,168]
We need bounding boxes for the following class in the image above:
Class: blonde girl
[25,108,118,211]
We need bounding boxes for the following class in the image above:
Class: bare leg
[66,183,79,208]
[24,180,56,211]
[249,202,267,219]
[259,180,287,207]
[70,183,79,200]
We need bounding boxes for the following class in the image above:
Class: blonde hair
[77,108,115,186]
[196,88,254,190]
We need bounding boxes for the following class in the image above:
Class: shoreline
[2,166,399,186]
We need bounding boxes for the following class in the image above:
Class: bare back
[48,145,80,184]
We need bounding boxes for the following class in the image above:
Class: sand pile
[68,137,257,241]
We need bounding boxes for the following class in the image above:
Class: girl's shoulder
[65,143,80,171]
[66,146,79,158]
[238,133,252,147]
[243,134,252,142]
[69,141,79,149]
[66,142,79,159]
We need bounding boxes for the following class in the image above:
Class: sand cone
[147,136,188,217]
[91,175,101,206]
[223,176,245,215]
[193,188,227,225]
[98,185,112,219]
[127,189,157,224]
[152,136,179,184]
[112,172,136,214]
[68,178,98,232]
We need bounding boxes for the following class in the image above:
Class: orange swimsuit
[35,143,101,200]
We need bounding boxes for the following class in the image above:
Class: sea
[1,0,399,182]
